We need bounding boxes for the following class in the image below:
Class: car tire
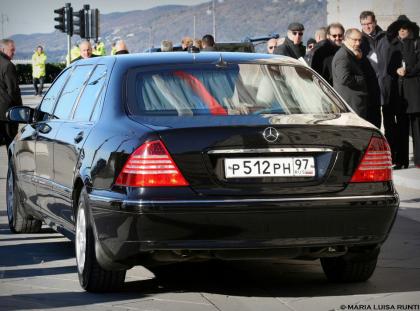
[320,247,380,282]
[7,164,42,233]
[75,187,126,292]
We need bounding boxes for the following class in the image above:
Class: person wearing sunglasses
[309,23,344,85]
[274,22,306,60]
[327,23,345,47]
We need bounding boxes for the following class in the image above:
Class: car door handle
[37,123,52,134]
[74,131,84,144]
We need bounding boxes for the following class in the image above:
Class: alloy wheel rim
[6,169,14,224]
[76,205,86,274]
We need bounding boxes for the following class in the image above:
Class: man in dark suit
[332,28,374,122]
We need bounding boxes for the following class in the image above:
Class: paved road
[1,87,419,310]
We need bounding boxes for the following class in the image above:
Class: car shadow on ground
[1,265,76,279]
[1,214,419,310]
[1,257,420,311]
[0,240,74,267]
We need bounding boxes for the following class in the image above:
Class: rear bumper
[87,193,399,269]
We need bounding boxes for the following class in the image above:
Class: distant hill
[12,0,327,62]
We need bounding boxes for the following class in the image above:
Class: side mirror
[6,106,34,124]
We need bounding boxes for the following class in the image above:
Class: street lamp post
[149,26,154,50]
[1,13,9,38]
[193,15,196,39]
[206,0,223,41]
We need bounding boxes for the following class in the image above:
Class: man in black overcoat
[309,23,344,85]
[332,28,378,125]
[0,39,22,150]
[274,22,306,59]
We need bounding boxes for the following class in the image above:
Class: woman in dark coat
[387,15,420,169]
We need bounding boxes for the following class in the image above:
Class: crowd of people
[1,11,419,169]
[269,12,420,169]
[70,38,129,62]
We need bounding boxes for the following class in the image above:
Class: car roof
[144,42,255,53]
[70,52,303,69]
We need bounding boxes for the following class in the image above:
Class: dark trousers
[394,113,410,167]
[0,122,15,153]
[367,104,381,129]
[382,105,397,162]
[410,113,420,166]
[33,76,45,95]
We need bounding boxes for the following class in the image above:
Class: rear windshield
[127,64,347,116]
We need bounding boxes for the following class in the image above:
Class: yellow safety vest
[71,46,81,61]
[31,52,47,78]
[96,42,106,56]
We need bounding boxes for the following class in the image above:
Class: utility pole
[212,0,216,41]
[1,13,9,38]
[65,3,72,66]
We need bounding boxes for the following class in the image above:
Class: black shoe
[393,163,409,170]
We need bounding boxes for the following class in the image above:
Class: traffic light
[65,6,73,36]
[90,9,99,41]
[54,7,65,32]
[54,4,73,35]
[54,4,100,39]
[73,9,86,38]
[64,4,73,36]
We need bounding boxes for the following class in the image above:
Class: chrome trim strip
[88,194,396,206]
[207,148,334,154]
[31,175,72,194]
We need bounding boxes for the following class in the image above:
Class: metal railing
[12,59,32,65]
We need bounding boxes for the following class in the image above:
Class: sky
[0,0,208,37]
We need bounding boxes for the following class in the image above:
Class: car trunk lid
[131,114,376,196]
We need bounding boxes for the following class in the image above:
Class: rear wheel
[321,246,379,282]
[75,187,126,292]
[7,164,42,233]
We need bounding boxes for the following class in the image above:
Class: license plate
[224,157,315,178]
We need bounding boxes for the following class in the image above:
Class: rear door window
[73,65,107,121]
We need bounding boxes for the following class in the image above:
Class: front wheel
[75,187,126,292]
[321,246,380,282]
[7,164,42,233]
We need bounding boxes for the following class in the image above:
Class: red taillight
[350,136,392,183]
[115,140,189,187]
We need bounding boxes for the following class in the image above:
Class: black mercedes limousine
[6,51,399,292]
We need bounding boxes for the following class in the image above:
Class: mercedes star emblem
[262,127,279,143]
